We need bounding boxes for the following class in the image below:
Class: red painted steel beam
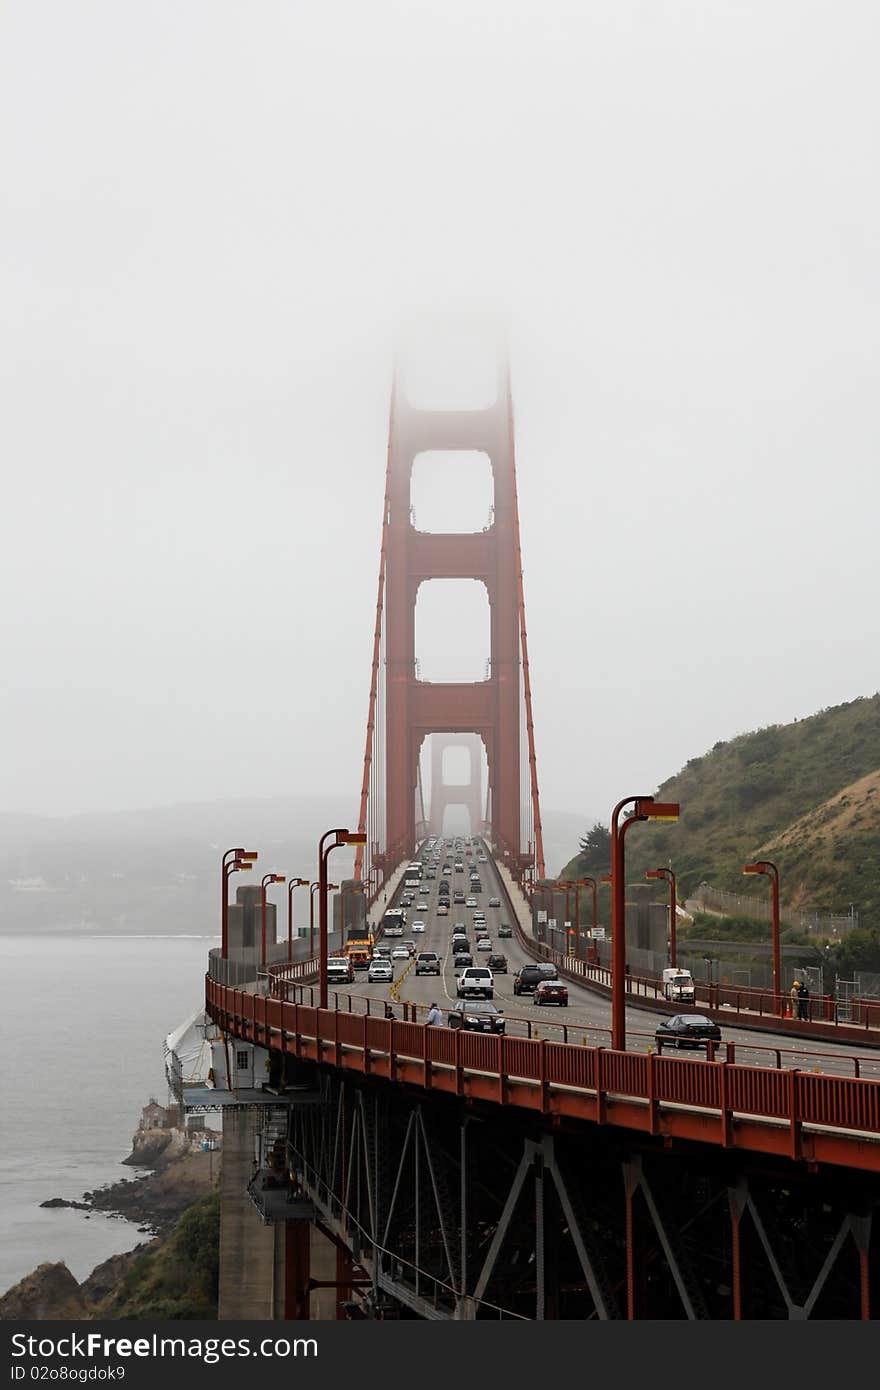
[409,681,495,732]
[285,1219,311,1319]
[407,531,496,581]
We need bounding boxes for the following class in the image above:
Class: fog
[3,2,878,840]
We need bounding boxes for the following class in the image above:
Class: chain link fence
[688,883,858,938]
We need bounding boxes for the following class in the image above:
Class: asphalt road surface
[324,839,880,1081]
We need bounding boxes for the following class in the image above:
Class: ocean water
[0,933,216,1294]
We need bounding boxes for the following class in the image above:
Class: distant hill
[0,794,592,935]
[562,694,880,932]
[0,795,358,935]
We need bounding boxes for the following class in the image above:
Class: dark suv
[513,964,558,995]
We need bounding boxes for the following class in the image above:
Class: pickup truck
[327,957,354,984]
[415,951,440,976]
[456,966,494,1000]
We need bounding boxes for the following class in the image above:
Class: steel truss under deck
[259,1061,878,1320]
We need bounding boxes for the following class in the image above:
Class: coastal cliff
[1,1107,222,1320]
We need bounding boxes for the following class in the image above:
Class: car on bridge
[465,897,477,908]
[476,938,492,952]
[411,920,426,933]
[497,923,512,938]
[416,901,429,912]
[401,939,416,956]
[513,964,557,995]
[487,953,508,973]
[488,897,501,907]
[453,951,474,967]
[447,1000,505,1034]
[456,966,494,999]
[327,957,355,984]
[415,952,440,976]
[534,979,568,1006]
[437,904,449,915]
[655,1015,721,1051]
[367,959,394,983]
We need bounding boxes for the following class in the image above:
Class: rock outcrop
[0,1263,87,1320]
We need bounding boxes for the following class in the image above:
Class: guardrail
[271,979,880,1079]
[206,976,880,1173]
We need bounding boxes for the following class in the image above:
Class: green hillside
[562,693,880,935]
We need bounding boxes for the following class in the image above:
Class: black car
[447,1000,505,1034]
[513,964,558,995]
[497,923,513,938]
[655,1015,721,1051]
[487,953,508,973]
[453,952,474,968]
[452,938,470,954]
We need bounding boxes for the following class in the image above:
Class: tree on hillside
[578,822,611,871]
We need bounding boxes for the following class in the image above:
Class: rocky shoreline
[38,1138,216,1238]
[1,1119,221,1319]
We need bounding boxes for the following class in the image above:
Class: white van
[662,968,695,1003]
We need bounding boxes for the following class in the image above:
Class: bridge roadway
[322,840,880,1082]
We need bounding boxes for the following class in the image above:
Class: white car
[437,904,449,916]
[368,960,393,983]
[465,897,477,908]
[488,897,501,907]
[476,938,492,951]
[391,945,410,960]
[411,920,426,933]
[415,899,428,910]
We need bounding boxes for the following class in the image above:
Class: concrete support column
[218,1109,276,1319]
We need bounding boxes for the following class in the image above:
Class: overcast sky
[2,2,878,832]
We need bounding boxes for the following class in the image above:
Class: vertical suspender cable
[506,362,546,881]
[355,374,395,892]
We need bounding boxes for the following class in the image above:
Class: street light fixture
[743,859,781,1014]
[646,866,678,966]
[318,829,367,1009]
[221,848,258,957]
[611,797,680,1051]
[260,873,286,970]
[286,876,310,964]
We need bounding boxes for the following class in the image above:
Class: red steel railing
[205,976,880,1172]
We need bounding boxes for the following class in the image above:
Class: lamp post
[309,882,320,957]
[260,873,286,970]
[310,880,337,958]
[568,878,595,958]
[646,866,677,966]
[318,829,367,1010]
[556,880,588,958]
[551,881,572,954]
[610,797,680,1051]
[286,877,309,964]
[221,848,258,957]
[743,859,781,1014]
[340,882,366,946]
